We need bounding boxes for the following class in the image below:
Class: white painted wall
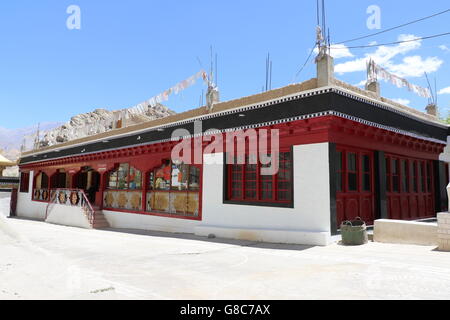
[195,143,332,246]
[439,136,450,211]
[17,144,333,246]
[16,170,47,220]
[46,204,92,229]
[439,136,450,163]
[102,210,201,234]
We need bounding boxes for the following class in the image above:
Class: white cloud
[385,55,443,78]
[334,34,443,78]
[314,44,354,59]
[391,98,410,105]
[354,80,367,87]
[438,86,450,95]
[439,45,450,53]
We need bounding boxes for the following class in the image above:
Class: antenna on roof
[316,0,320,26]
[210,45,214,86]
[206,46,220,111]
[435,77,438,106]
[215,53,218,87]
[424,72,435,105]
[322,0,326,40]
[270,59,273,90]
[34,123,41,150]
[328,28,331,53]
[316,0,329,58]
[264,53,273,92]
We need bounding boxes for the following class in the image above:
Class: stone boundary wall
[438,213,450,251]
[374,219,437,246]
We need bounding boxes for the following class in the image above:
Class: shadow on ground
[99,227,317,252]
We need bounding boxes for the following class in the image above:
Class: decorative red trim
[20,115,444,173]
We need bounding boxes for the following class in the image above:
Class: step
[92,223,109,229]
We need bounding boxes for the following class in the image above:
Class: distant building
[15,54,450,246]
[0,154,19,192]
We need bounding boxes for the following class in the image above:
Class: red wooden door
[386,155,435,220]
[336,148,375,227]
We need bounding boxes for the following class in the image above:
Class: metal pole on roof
[435,78,438,106]
[269,60,273,90]
[215,53,218,87]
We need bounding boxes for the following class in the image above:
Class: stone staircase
[91,206,110,229]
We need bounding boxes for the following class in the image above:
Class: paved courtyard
[1,213,450,300]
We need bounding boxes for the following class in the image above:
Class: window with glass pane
[348,153,358,191]
[171,163,189,191]
[420,162,426,192]
[362,155,371,192]
[230,164,243,199]
[108,170,118,189]
[227,152,292,205]
[385,158,391,192]
[116,164,129,189]
[417,162,423,193]
[148,171,154,190]
[260,162,274,200]
[412,161,418,192]
[129,167,142,190]
[245,161,257,199]
[427,162,432,192]
[401,160,409,192]
[189,166,200,191]
[154,161,171,190]
[277,152,292,201]
[392,159,400,193]
[336,151,343,192]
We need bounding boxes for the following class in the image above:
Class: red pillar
[142,171,148,212]
[97,172,107,209]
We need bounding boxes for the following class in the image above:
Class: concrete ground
[1,214,450,300]
[0,193,10,217]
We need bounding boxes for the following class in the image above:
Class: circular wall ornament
[70,191,80,206]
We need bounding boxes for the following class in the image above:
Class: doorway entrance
[336,147,375,226]
[385,155,435,220]
[73,167,101,205]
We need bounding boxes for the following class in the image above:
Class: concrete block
[438,233,450,240]
[439,224,450,230]
[374,219,438,246]
[437,212,450,251]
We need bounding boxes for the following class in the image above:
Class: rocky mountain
[0,104,175,177]
[39,104,175,148]
[0,104,175,157]
[0,122,61,159]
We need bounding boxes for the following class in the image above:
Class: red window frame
[107,163,143,191]
[226,151,293,207]
[385,155,434,195]
[147,160,201,193]
[20,172,30,193]
[336,148,374,194]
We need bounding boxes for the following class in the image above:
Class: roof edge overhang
[20,83,449,164]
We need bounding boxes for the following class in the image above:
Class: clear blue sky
[0,0,449,129]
